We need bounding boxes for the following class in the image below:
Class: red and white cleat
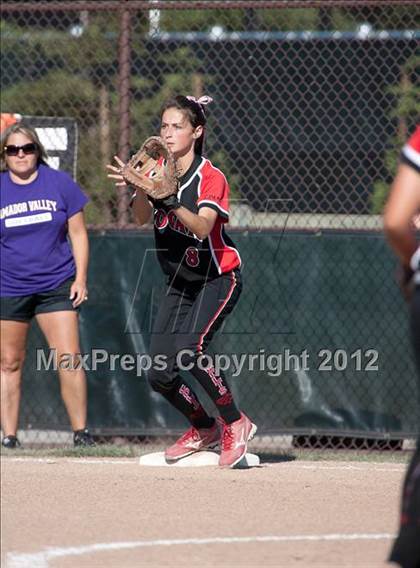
[165,423,220,462]
[219,413,257,468]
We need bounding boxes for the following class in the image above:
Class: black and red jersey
[401,125,420,173]
[152,155,241,283]
[402,125,420,280]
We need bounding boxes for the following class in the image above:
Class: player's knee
[1,353,25,375]
[175,345,198,370]
[173,336,200,367]
[147,367,173,394]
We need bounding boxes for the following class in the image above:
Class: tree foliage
[1,6,419,223]
[371,55,420,214]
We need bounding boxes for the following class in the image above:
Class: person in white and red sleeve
[107,95,256,468]
[384,124,420,568]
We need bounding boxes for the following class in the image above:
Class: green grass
[284,449,410,464]
[1,444,155,459]
[1,445,412,463]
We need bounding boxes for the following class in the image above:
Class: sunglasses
[4,143,38,156]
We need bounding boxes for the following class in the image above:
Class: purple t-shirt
[0,164,88,296]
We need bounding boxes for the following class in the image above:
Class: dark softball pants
[147,269,242,424]
[389,286,420,568]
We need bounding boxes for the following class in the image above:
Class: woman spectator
[1,124,94,448]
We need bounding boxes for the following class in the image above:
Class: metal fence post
[117,2,132,226]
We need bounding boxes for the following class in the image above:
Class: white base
[139,451,260,468]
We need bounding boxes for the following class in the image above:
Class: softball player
[108,95,256,468]
[384,124,420,567]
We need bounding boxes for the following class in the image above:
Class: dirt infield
[1,456,405,567]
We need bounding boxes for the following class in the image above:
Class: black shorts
[0,278,77,322]
[411,286,420,382]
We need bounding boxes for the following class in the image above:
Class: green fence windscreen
[21,231,418,438]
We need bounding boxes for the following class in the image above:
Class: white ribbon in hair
[186,95,214,106]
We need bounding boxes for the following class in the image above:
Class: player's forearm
[384,164,420,266]
[68,213,89,283]
[132,191,153,225]
[385,230,418,268]
[174,208,213,240]
[70,231,89,284]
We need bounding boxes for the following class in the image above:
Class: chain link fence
[1,1,419,450]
